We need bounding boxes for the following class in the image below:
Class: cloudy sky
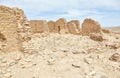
[0,0,120,27]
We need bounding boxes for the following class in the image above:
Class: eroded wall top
[0,5,30,52]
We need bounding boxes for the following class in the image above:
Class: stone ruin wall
[0,5,30,52]
[29,18,103,35]
[67,22,79,35]
[67,20,81,35]
[0,5,108,52]
[29,20,49,33]
[55,18,68,34]
[47,21,55,33]
[82,18,102,35]
[29,18,82,35]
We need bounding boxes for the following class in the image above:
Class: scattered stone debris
[72,51,81,54]
[82,18,101,35]
[84,57,93,64]
[90,34,103,41]
[109,53,120,62]
[0,5,31,52]
[105,44,119,49]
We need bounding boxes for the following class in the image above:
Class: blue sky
[0,0,120,27]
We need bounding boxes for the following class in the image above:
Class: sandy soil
[0,30,120,78]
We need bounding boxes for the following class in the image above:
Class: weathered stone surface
[55,18,68,34]
[90,34,103,41]
[109,53,120,62]
[29,20,49,33]
[0,6,18,52]
[0,5,30,52]
[13,7,31,42]
[70,20,81,33]
[47,21,55,33]
[82,18,101,35]
[67,22,80,35]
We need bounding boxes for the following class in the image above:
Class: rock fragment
[4,73,12,78]
[72,63,81,68]
[90,34,103,41]
[109,53,120,62]
[55,18,67,34]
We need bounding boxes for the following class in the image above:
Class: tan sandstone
[47,20,55,33]
[29,20,49,33]
[0,5,30,52]
[55,18,68,34]
[82,18,101,35]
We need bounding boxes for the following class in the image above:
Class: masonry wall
[29,20,49,33]
[0,5,30,52]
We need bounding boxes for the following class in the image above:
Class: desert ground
[0,27,120,78]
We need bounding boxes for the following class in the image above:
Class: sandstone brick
[0,5,30,52]
[82,18,101,35]
[67,22,79,35]
[55,18,68,34]
[47,21,55,33]
[29,20,49,33]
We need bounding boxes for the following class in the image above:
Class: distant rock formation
[90,34,104,42]
[67,22,79,35]
[68,20,81,35]
[82,18,101,35]
[0,5,30,52]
